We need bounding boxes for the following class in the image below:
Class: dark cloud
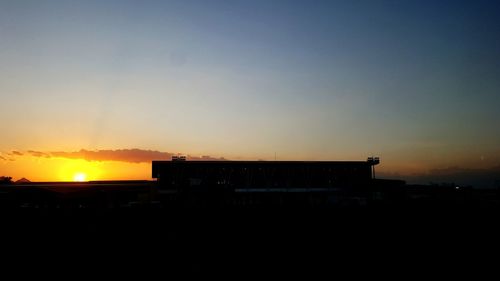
[0,155,7,161]
[11,151,23,156]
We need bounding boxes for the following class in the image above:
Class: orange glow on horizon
[3,150,493,183]
[0,155,152,182]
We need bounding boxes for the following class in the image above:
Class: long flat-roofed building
[152,158,380,190]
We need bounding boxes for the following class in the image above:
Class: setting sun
[73,172,87,182]
[57,159,103,182]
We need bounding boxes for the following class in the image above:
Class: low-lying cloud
[27,150,51,158]
[23,148,225,163]
[380,166,500,189]
[50,149,172,163]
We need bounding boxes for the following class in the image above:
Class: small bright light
[455,186,460,190]
[73,173,87,182]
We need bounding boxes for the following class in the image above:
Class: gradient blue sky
[1,0,500,179]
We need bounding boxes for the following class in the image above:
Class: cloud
[11,151,23,156]
[0,152,15,161]
[50,149,173,163]
[426,166,500,188]
[27,150,51,158]
[187,155,226,161]
[25,148,226,163]
[381,166,500,189]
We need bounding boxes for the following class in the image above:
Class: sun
[73,172,87,182]
[58,159,102,182]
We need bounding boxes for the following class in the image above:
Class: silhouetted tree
[0,176,13,184]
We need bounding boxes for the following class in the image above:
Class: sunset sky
[1,0,500,183]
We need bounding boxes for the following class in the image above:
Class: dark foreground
[1,182,499,277]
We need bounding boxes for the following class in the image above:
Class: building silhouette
[151,158,394,207]
[153,158,380,191]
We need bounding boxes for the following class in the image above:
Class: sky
[1,0,500,184]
